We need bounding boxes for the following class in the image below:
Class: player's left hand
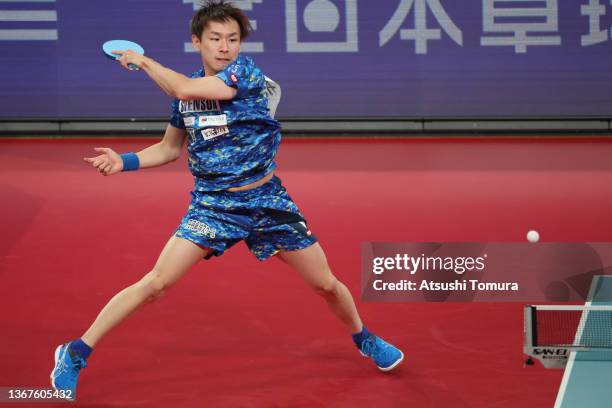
[83,147,123,176]
[113,49,147,71]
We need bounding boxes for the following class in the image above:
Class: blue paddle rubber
[102,40,144,70]
[102,39,144,59]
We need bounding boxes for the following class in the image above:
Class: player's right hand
[113,49,146,71]
[83,147,123,176]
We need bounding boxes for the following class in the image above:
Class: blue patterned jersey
[170,54,281,191]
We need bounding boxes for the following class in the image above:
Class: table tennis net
[527,305,612,349]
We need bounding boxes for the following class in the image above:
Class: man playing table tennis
[51,0,403,399]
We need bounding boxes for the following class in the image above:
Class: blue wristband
[120,152,140,171]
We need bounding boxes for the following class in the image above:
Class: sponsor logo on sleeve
[184,117,196,127]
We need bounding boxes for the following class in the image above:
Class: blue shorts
[175,176,317,261]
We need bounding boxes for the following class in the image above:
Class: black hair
[191,1,251,40]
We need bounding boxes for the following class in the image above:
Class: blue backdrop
[0,0,611,119]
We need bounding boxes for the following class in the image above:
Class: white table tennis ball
[527,230,540,243]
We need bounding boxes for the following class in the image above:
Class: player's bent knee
[150,289,166,302]
[313,275,339,297]
[139,271,170,302]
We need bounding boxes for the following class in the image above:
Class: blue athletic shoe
[359,335,404,371]
[50,343,86,401]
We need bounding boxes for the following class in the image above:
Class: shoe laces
[361,336,390,359]
[67,351,87,378]
[361,336,377,357]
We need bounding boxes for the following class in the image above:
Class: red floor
[1,136,612,407]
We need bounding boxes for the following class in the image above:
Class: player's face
[193,19,241,75]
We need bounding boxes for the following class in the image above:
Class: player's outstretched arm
[113,50,236,101]
[83,125,186,176]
